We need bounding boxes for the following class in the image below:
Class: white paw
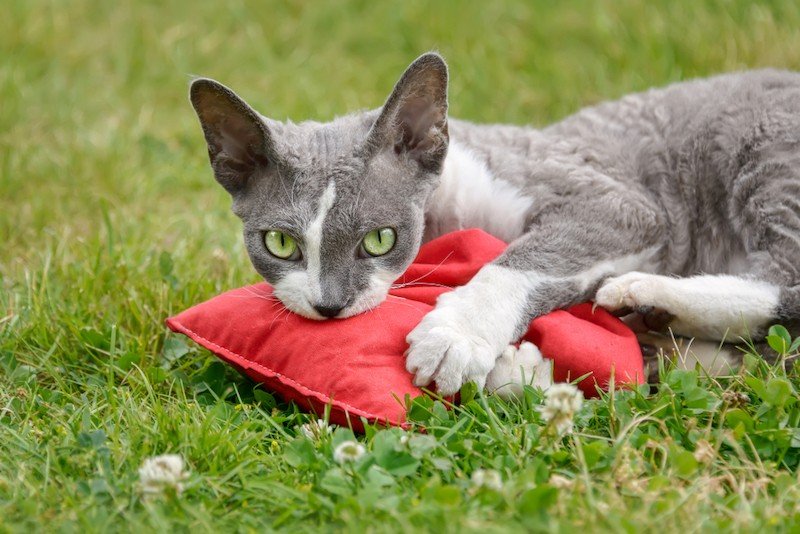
[486,342,553,399]
[406,295,505,396]
[594,272,670,312]
[406,265,530,396]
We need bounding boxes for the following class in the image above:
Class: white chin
[271,294,326,320]
[339,290,390,318]
[290,306,328,321]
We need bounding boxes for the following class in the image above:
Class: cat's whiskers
[384,297,424,313]
[390,281,452,290]
[240,285,274,297]
[390,251,454,289]
[239,286,283,303]
[352,171,368,214]
[229,293,282,304]
[276,164,302,216]
[359,296,385,316]
[268,305,294,330]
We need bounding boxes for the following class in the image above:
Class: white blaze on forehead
[304,180,337,299]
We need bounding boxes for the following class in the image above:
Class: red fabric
[166,229,643,431]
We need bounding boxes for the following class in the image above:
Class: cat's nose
[313,304,345,318]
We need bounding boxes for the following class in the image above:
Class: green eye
[264,230,300,260]
[362,227,396,257]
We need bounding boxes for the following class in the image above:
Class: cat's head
[190,53,449,319]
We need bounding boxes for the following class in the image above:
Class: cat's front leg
[405,264,540,395]
[406,200,664,395]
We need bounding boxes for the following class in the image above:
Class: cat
[190,53,800,396]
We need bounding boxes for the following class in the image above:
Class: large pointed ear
[367,53,449,172]
[189,78,276,194]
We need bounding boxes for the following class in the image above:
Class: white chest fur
[424,141,534,242]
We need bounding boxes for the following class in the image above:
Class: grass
[2,0,800,531]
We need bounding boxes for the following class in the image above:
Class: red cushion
[166,229,643,430]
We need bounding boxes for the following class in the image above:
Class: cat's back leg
[595,271,782,340]
[596,131,800,341]
[732,129,800,328]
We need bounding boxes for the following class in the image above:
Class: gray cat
[190,53,800,395]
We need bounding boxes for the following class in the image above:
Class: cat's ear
[190,78,276,194]
[368,53,449,172]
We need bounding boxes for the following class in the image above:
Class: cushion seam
[166,318,404,426]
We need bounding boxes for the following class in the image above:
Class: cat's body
[191,54,800,395]
[436,70,800,278]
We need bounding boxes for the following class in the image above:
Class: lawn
[2,0,800,531]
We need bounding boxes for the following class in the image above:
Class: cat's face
[190,54,449,319]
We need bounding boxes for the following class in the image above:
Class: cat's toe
[595,272,663,311]
[486,341,553,398]
[405,324,497,396]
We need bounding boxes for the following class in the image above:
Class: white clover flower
[693,439,715,464]
[549,474,574,489]
[299,419,333,440]
[539,382,583,435]
[471,469,503,491]
[399,434,410,446]
[722,390,749,406]
[138,454,189,496]
[333,440,366,464]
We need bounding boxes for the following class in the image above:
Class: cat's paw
[486,342,553,399]
[405,303,501,396]
[406,266,526,396]
[594,272,669,311]
[595,272,678,333]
